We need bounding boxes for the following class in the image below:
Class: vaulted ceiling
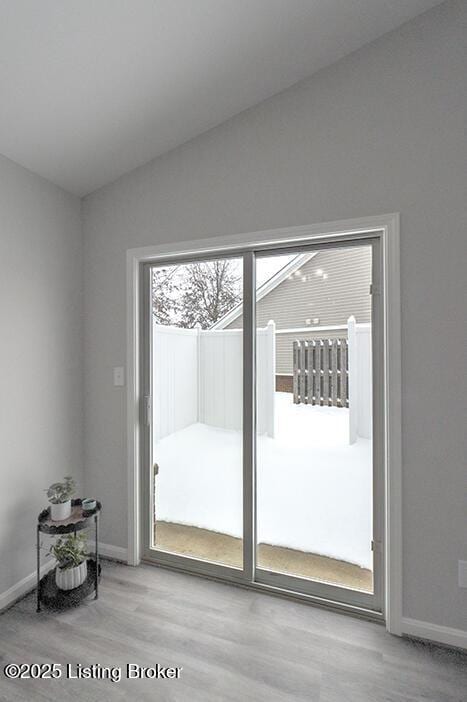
[0,1,442,195]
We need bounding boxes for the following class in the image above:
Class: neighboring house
[213,245,371,389]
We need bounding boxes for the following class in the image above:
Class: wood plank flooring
[0,560,466,701]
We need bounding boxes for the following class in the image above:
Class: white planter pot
[50,500,72,521]
[55,560,87,591]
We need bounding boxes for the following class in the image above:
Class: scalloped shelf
[38,498,102,534]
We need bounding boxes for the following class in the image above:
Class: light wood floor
[1,560,466,701]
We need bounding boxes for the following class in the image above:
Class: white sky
[153,254,297,291]
[256,255,295,287]
[222,254,296,288]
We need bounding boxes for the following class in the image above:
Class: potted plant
[46,476,75,521]
[50,533,88,590]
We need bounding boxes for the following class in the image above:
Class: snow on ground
[154,392,373,569]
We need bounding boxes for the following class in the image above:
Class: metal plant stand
[36,498,101,612]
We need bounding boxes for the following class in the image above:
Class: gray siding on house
[227,246,371,373]
[227,245,371,331]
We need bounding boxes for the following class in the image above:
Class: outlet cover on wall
[113,366,125,387]
[458,560,467,588]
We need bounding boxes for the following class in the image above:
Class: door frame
[126,213,402,633]
[140,239,380,613]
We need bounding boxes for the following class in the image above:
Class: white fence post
[256,320,276,437]
[348,316,358,444]
[356,322,372,441]
[268,320,276,438]
[348,315,372,444]
[194,322,202,422]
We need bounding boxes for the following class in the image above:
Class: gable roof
[211,252,317,329]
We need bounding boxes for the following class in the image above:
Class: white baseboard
[88,541,128,563]
[0,560,55,613]
[402,617,467,651]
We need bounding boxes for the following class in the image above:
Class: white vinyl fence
[153,321,275,441]
[347,316,372,442]
[152,326,199,441]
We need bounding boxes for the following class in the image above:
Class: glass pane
[151,258,243,568]
[255,245,374,593]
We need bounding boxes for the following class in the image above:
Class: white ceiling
[0,1,442,196]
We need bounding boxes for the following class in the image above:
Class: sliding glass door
[142,237,383,614]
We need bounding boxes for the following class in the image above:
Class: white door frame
[126,213,402,635]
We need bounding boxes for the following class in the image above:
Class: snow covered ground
[154,392,373,569]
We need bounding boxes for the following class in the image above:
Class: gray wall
[0,155,83,597]
[82,1,467,631]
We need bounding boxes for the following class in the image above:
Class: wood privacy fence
[293,338,348,407]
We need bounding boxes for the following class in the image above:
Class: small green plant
[46,476,75,504]
[50,533,88,570]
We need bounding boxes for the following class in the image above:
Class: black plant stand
[36,498,101,612]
